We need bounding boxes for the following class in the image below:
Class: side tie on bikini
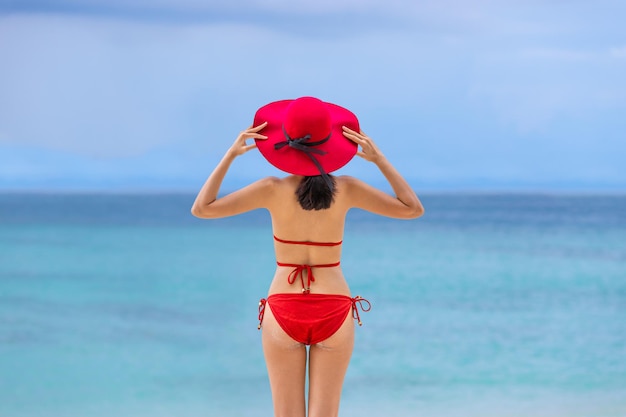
[258,299,267,330]
[350,296,372,326]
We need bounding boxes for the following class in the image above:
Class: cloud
[518,47,594,61]
[0,13,461,158]
[2,1,626,190]
[610,46,626,58]
[466,41,626,133]
[1,0,409,39]
[2,0,598,39]
[0,15,250,157]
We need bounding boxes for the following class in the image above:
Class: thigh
[261,304,307,417]
[307,311,355,417]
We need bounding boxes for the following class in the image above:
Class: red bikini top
[273,235,342,293]
[273,235,342,247]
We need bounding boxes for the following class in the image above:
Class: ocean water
[1,192,625,417]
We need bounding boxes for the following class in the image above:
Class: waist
[272,262,346,295]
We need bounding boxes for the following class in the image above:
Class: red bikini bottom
[258,293,371,345]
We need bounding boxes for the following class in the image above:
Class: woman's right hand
[342,126,384,164]
[227,122,268,157]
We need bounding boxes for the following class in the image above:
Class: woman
[191,97,423,417]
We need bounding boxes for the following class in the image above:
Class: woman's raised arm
[342,126,424,219]
[191,123,273,219]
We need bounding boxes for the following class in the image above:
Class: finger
[244,143,257,152]
[343,127,367,141]
[344,126,369,141]
[245,133,268,139]
[343,134,358,144]
[343,131,364,143]
[251,121,268,132]
[356,151,367,159]
[241,132,267,141]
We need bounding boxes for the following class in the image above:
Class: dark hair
[296,175,336,210]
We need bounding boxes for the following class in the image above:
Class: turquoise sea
[1,192,625,417]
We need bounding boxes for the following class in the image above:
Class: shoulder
[242,176,280,193]
[254,175,297,188]
[334,174,386,206]
[335,175,360,185]
[335,175,368,192]
[333,175,372,207]
[258,176,282,186]
[255,175,300,196]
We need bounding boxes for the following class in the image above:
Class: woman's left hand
[342,126,384,163]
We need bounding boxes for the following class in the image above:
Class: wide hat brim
[253,99,360,176]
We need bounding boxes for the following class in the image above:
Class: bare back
[266,175,353,296]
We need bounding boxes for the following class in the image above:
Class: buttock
[258,293,371,345]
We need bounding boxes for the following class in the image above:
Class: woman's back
[266,175,352,296]
[269,175,346,259]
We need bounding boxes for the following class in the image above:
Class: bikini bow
[286,265,315,294]
[351,296,372,326]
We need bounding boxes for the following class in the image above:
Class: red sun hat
[253,97,360,179]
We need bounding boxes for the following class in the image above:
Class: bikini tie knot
[257,298,267,330]
[277,261,340,293]
[286,264,315,294]
[351,296,372,326]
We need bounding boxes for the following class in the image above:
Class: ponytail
[295,175,336,210]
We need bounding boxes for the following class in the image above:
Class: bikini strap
[258,298,267,330]
[276,262,341,294]
[351,296,372,326]
[274,235,342,247]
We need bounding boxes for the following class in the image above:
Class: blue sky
[1,0,625,192]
